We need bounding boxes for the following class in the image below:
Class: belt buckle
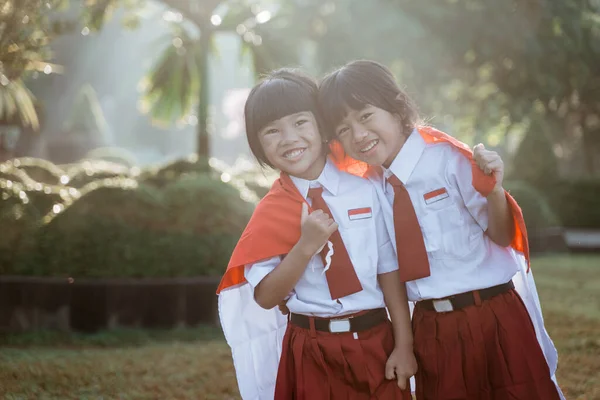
[329,318,351,333]
[432,299,454,313]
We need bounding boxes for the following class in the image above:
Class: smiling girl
[319,59,564,400]
[217,68,415,399]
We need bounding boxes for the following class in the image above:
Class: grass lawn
[1,254,599,399]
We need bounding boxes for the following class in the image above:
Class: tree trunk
[196,32,210,169]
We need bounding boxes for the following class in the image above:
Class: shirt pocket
[421,204,477,260]
[337,222,378,279]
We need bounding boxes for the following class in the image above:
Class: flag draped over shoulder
[217,172,306,400]
[217,172,306,294]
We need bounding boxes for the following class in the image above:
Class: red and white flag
[348,207,372,221]
[423,188,449,205]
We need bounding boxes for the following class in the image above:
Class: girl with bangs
[318,59,564,400]
[217,68,415,400]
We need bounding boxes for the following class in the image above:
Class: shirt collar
[289,158,340,199]
[381,128,426,190]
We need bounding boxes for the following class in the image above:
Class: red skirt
[412,288,561,400]
[274,316,412,400]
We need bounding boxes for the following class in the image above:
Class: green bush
[0,162,37,187]
[508,117,559,186]
[0,160,71,217]
[139,156,210,188]
[508,117,600,229]
[12,173,253,278]
[11,157,65,185]
[13,182,166,277]
[0,183,40,273]
[542,180,600,228]
[25,188,66,217]
[162,174,253,235]
[65,160,132,188]
[84,147,138,168]
[504,180,560,233]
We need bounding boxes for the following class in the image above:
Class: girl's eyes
[337,127,349,136]
[264,128,279,135]
[360,112,373,122]
[336,112,372,136]
[295,119,308,127]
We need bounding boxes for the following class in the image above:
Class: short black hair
[318,59,420,141]
[244,68,324,168]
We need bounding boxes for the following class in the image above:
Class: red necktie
[387,175,431,282]
[307,187,363,299]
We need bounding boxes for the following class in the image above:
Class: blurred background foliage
[0,155,257,277]
[3,0,599,171]
[1,0,600,278]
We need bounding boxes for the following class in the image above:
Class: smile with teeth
[360,139,379,153]
[283,148,306,159]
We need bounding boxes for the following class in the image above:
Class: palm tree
[0,0,116,132]
[0,0,70,130]
[0,0,78,162]
[141,0,300,163]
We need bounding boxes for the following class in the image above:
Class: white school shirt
[244,160,398,317]
[368,129,519,301]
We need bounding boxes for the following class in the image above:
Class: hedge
[541,179,600,229]
[1,157,254,278]
[504,180,560,233]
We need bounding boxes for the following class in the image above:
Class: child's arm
[379,272,416,389]
[253,202,337,310]
[473,144,515,247]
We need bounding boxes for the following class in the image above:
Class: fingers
[486,159,503,172]
[473,146,503,175]
[385,360,396,380]
[473,143,492,160]
[328,221,339,234]
[302,207,338,239]
[477,152,500,164]
[308,209,337,226]
[311,209,324,217]
[479,158,503,175]
[300,202,308,223]
[396,376,408,390]
[278,302,290,315]
[313,210,328,221]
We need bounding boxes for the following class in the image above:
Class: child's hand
[473,143,504,193]
[298,202,338,256]
[277,300,290,315]
[385,345,417,390]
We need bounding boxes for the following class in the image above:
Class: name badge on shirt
[423,187,449,205]
[348,207,372,221]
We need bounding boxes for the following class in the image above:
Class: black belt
[290,308,388,333]
[418,281,515,313]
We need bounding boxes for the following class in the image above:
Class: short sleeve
[244,256,282,288]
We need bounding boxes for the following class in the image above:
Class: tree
[0,0,140,129]
[0,0,70,129]
[388,0,600,174]
[1,0,313,163]
[307,0,514,147]
[138,0,302,163]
